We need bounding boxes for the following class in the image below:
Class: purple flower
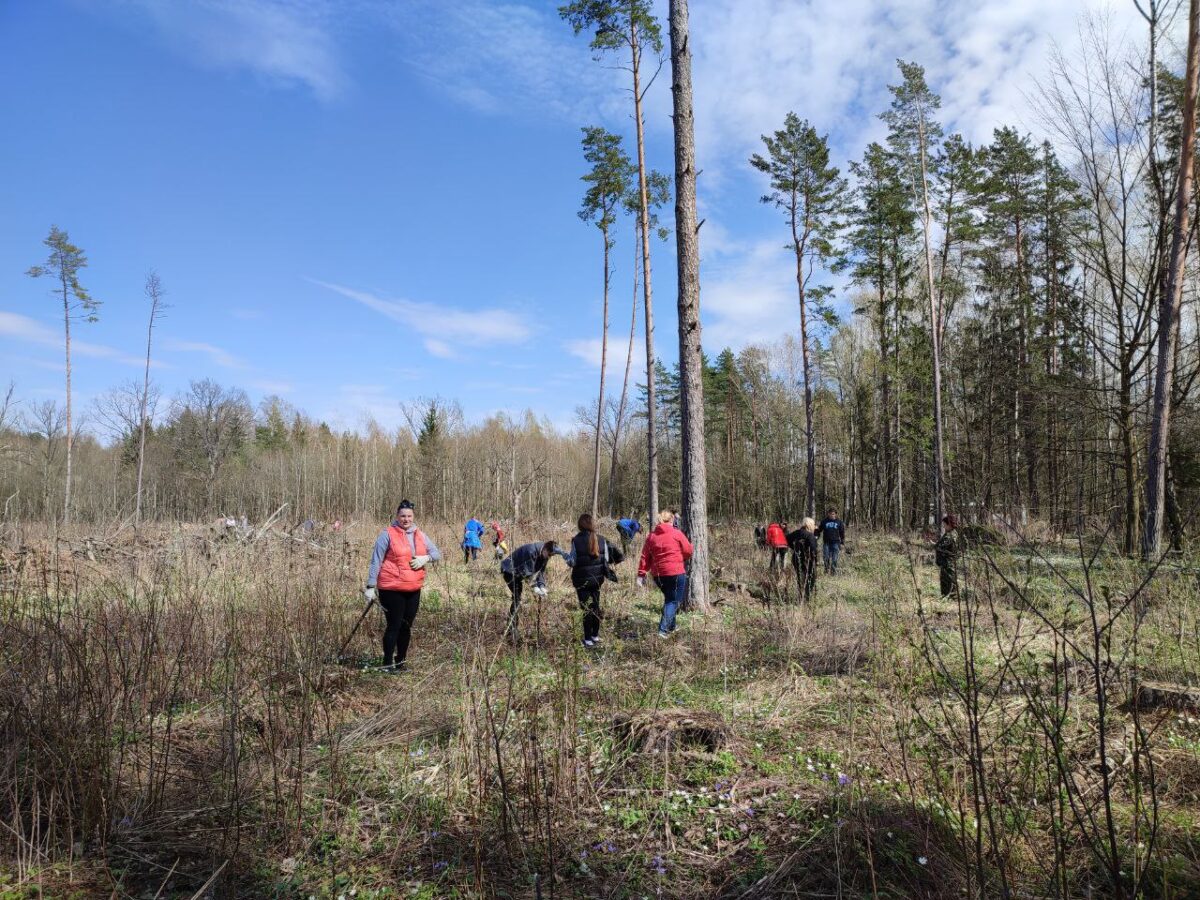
[433,861,448,872]
[579,849,589,860]
[837,773,851,786]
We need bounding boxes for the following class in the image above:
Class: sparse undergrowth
[0,521,1197,898]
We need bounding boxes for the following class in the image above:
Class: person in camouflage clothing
[935,514,963,598]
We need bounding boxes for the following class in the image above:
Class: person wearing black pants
[500,541,566,641]
[364,499,442,672]
[563,513,624,647]
[787,517,819,602]
[378,589,420,666]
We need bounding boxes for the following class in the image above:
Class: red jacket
[766,523,787,548]
[378,526,430,591]
[638,523,694,577]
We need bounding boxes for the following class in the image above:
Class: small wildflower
[433,860,448,873]
[837,773,851,786]
[918,856,928,866]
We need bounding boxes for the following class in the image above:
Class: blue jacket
[617,518,641,535]
[463,518,485,549]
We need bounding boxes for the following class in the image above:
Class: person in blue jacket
[462,516,485,563]
[616,516,642,555]
[500,540,567,640]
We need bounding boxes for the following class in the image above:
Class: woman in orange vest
[363,499,442,673]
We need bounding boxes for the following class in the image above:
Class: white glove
[532,584,548,597]
[637,576,646,589]
[410,555,431,570]
[363,586,378,602]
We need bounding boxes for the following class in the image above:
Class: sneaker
[657,631,670,640]
[590,635,602,644]
[582,638,595,648]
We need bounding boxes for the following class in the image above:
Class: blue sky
[0,0,1145,435]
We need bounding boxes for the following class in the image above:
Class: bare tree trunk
[631,21,659,523]
[917,118,947,530]
[669,0,709,611]
[136,272,164,528]
[60,271,73,525]
[792,236,816,517]
[591,227,611,517]
[609,235,641,515]
[1144,0,1200,559]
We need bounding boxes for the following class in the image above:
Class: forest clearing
[1,519,1197,898]
[7,0,1200,897]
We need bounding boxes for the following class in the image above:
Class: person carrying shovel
[362,499,441,673]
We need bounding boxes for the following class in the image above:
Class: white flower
[918,856,928,866]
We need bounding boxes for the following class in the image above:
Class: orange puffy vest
[378,526,429,591]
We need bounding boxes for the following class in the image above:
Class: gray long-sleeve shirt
[366,522,442,587]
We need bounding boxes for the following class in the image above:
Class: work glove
[532,585,548,598]
[637,576,646,589]
[363,586,378,603]
[410,555,431,570]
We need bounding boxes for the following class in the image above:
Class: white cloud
[313,280,532,351]
[388,1,620,120]
[564,336,633,384]
[109,0,346,101]
[0,311,150,367]
[424,338,456,360]
[164,339,246,369]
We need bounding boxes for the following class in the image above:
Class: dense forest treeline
[5,12,1200,553]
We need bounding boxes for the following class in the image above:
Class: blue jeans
[655,573,687,634]
[823,542,841,574]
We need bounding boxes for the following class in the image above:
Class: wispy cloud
[163,338,246,369]
[387,1,618,120]
[0,311,152,368]
[108,0,346,101]
[564,336,631,383]
[314,279,532,359]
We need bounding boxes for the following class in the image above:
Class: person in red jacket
[363,499,442,672]
[637,508,694,638]
[766,520,788,570]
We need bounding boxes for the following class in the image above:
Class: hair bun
[398,499,414,510]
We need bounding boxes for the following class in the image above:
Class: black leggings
[378,589,420,664]
[575,582,601,640]
[503,571,524,635]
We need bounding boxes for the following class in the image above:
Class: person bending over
[500,540,566,640]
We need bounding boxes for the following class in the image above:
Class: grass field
[0,520,1197,898]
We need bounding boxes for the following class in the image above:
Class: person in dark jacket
[500,540,566,640]
[787,517,819,602]
[935,514,963,598]
[819,509,846,574]
[754,525,767,550]
[637,509,694,638]
[563,513,624,647]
